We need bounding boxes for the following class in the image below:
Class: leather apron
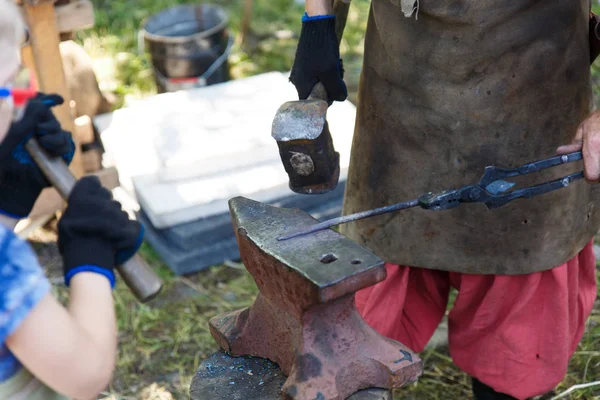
[340,0,600,274]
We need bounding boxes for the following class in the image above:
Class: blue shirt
[0,223,50,382]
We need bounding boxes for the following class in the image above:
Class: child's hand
[58,176,144,288]
[0,93,75,218]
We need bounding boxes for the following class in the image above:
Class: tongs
[277,151,584,240]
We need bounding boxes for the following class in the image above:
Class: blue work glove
[289,14,347,103]
[58,176,144,289]
[0,93,75,218]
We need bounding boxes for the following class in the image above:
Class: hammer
[25,139,163,303]
[272,0,351,195]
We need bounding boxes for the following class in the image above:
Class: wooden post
[240,0,254,46]
[21,0,84,178]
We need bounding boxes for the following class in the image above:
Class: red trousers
[355,241,597,399]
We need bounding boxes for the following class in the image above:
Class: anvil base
[210,293,421,400]
[190,351,393,400]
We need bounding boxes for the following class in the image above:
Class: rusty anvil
[209,197,423,400]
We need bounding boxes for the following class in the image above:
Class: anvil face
[228,196,386,306]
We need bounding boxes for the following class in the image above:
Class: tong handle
[484,171,585,209]
[480,151,583,186]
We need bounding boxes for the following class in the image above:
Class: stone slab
[95,71,356,229]
[155,180,346,252]
[136,200,341,275]
[136,182,345,275]
[190,351,391,400]
[138,209,240,276]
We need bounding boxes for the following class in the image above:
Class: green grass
[102,245,259,398]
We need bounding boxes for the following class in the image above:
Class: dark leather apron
[340,0,600,274]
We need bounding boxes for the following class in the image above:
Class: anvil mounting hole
[237,227,248,236]
[320,253,338,264]
[351,259,362,265]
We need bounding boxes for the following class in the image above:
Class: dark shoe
[472,378,518,400]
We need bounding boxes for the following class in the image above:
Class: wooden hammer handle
[308,0,352,102]
[333,0,351,43]
[25,139,163,303]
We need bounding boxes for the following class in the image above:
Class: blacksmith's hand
[58,176,144,289]
[289,13,347,104]
[557,109,600,183]
[0,93,75,218]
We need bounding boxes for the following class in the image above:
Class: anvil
[209,197,423,400]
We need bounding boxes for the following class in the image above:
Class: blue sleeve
[0,225,51,343]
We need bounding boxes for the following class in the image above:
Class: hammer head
[271,98,340,195]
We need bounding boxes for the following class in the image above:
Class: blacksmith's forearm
[306,0,333,16]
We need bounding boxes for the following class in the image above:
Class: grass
[28,0,600,398]
[106,259,258,398]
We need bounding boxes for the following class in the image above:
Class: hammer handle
[333,0,351,43]
[307,0,352,102]
[25,139,163,303]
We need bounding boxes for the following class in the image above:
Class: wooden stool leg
[22,1,84,178]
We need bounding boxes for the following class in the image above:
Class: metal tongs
[277,151,584,241]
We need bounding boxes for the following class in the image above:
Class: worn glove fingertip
[335,80,348,102]
[114,222,145,265]
[38,93,65,107]
[67,175,106,206]
[298,77,321,100]
[322,73,348,103]
[62,137,75,165]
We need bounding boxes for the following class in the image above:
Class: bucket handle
[137,30,146,57]
[200,33,234,82]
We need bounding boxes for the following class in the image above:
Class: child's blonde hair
[0,0,25,47]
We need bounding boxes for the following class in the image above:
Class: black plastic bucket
[140,4,232,93]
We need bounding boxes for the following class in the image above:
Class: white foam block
[96,72,356,229]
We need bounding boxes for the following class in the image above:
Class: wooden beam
[15,213,54,239]
[240,0,254,46]
[93,166,120,190]
[16,165,120,239]
[20,43,37,88]
[29,187,65,220]
[55,0,95,33]
[17,0,55,5]
[82,149,103,172]
[18,0,95,33]
[74,115,95,145]
[22,1,85,178]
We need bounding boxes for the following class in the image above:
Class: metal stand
[190,351,392,400]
